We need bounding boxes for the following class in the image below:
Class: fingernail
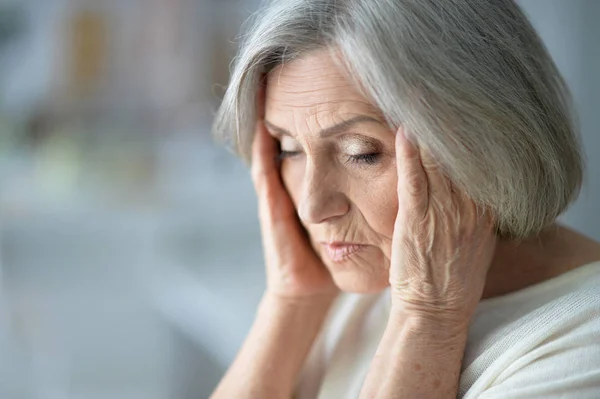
[396,127,405,143]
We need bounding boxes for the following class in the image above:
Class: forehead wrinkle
[267,72,371,115]
[304,101,360,140]
[264,52,388,140]
[312,104,326,136]
[270,88,358,109]
[293,100,369,124]
[271,74,346,94]
[267,86,383,118]
[274,58,349,84]
[268,74,358,105]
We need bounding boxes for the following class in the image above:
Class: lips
[321,242,367,262]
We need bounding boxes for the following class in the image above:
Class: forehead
[264,50,379,117]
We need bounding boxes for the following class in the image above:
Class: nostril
[298,191,350,225]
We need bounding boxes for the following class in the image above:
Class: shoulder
[460,261,600,398]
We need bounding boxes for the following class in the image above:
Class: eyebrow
[263,115,383,138]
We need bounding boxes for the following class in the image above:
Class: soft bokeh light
[0,1,598,398]
[0,1,263,398]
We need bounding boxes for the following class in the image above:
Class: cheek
[354,175,398,239]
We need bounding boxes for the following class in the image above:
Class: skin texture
[388,128,497,319]
[265,51,399,293]
[263,49,600,299]
[358,121,497,398]
[211,48,600,399]
[252,116,339,298]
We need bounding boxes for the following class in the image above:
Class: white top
[294,260,600,398]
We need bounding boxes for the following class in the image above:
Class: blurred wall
[518,0,600,240]
[0,1,598,398]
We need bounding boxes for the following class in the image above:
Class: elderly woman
[210,0,600,398]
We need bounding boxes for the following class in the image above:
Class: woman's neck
[481,223,600,299]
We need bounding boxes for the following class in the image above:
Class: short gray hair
[213,0,584,239]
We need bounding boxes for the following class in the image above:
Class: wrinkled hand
[390,127,497,325]
[252,120,338,299]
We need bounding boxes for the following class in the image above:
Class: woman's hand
[211,121,338,399]
[360,128,498,398]
[252,120,339,299]
[389,127,497,325]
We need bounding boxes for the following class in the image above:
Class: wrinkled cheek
[365,188,398,233]
[360,180,398,259]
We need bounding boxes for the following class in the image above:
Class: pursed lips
[320,242,367,262]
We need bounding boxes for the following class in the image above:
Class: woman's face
[264,50,398,293]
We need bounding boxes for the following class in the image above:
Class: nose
[297,162,349,225]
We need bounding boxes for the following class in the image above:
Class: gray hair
[213,0,584,239]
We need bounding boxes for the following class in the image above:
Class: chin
[331,272,390,293]
[322,248,390,293]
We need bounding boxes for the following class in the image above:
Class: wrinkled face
[264,50,398,293]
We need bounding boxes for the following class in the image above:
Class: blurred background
[0,0,598,398]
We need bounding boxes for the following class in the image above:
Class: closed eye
[347,153,381,165]
[278,150,301,160]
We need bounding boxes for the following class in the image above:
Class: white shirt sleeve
[479,326,600,398]
[296,261,600,399]
[461,282,600,398]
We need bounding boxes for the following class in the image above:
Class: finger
[461,194,490,224]
[396,127,428,217]
[257,79,266,119]
[251,120,280,190]
[419,147,452,201]
[420,148,454,218]
[251,80,272,171]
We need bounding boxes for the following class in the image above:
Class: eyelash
[346,153,381,166]
[278,150,381,166]
[278,150,300,160]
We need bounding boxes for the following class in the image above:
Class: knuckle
[250,164,262,182]
[250,170,263,188]
[405,175,427,196]
[422,160,439,172]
